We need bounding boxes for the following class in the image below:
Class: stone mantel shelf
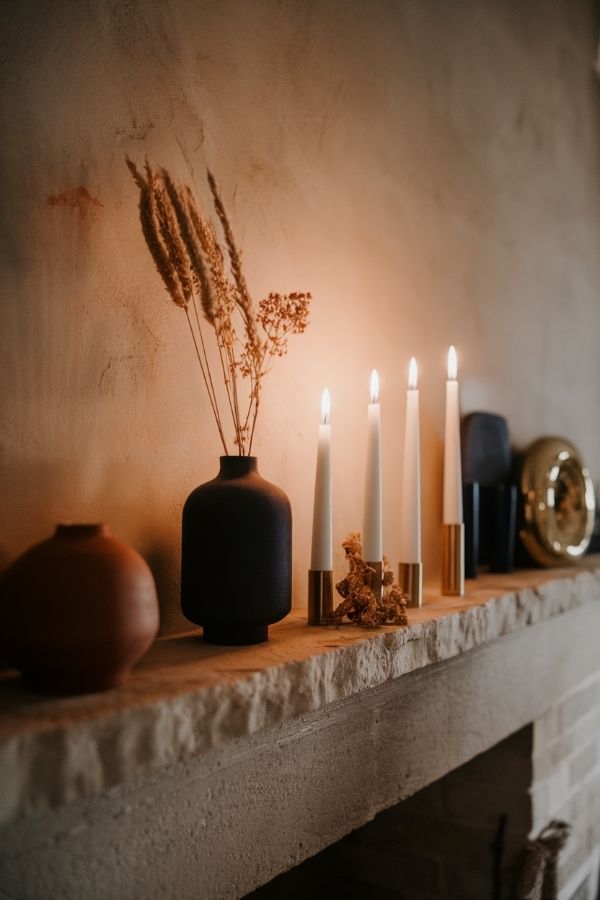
[1,560,600,828]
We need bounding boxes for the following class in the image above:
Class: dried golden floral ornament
[329,533,409,628]
[126,156,310,455]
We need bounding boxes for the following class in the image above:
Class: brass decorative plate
[519,437,595,566]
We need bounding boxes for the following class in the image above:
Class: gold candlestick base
[398,561,423,608]
[366,560,383,602]
[308,570,333,625]
[442,523,465,596]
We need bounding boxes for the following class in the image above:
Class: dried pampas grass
[127,156,311,455]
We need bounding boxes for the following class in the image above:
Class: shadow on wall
[0,450,192,636]
[0,542,11,575]
[145,541,184,633]
[0,460,76,572]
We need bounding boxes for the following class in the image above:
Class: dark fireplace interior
[250,727,534,899]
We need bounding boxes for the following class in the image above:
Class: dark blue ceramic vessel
[181,456,292,645]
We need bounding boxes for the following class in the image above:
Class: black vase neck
[218,456,258,479]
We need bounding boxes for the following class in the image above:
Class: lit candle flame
[408,357,418,390]
[370,369,379,403]
[321,387,330,425]
[447,345,458,380]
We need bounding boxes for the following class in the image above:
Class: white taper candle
[310,388,332,570]
[443,346,463,524]
[399,357,421,562]
[363,369,382,562]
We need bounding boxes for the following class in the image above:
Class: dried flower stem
[184,308,228,453]
[188,292,227,450]
[190,292,236,442]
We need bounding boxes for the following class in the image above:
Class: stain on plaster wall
[46,187,103,211]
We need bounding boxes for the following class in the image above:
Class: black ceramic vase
[181,456,292,645]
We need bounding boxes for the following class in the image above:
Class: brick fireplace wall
[532,671,600,899]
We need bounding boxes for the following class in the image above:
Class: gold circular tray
[519,437,595,566]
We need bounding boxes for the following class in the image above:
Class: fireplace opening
[248,725,596,900]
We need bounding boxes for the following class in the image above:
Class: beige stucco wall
[1,0,599,634]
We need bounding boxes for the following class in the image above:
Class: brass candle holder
[398,561,423,608]
[442,523,465,596]
[308,570,333,625]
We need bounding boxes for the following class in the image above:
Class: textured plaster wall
[1,0,599,634]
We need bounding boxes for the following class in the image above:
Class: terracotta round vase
[0,524,159,694]
[181,456,292,645]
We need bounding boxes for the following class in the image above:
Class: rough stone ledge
[1,560,599,826]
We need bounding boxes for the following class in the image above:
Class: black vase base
[202,624,269,646]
